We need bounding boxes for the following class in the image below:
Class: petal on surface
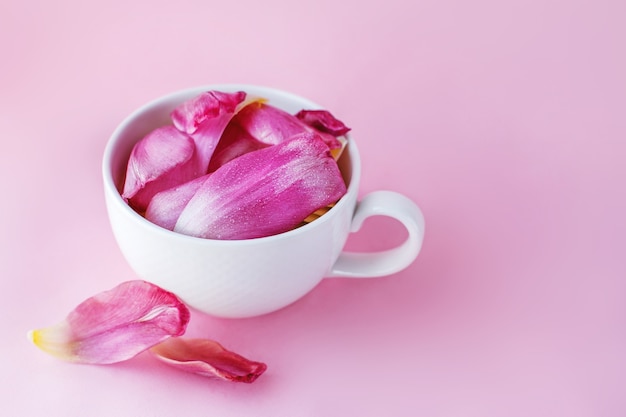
[28,281,190,364]
[295,109,351,136]
[171,91,248,172]
[145,174,210,231]
[174,132,347,240]
[122,126,199,213]
[150,338,267,383]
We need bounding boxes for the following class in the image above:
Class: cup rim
[102,84,361,245]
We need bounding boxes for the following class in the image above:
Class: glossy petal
[122,126,199,213]
[207,118,271,172]
[211,103,349,169]
[171,90,247,172]
[232,102,343,151]
[145,175,209,231]
[171,90,247,134]
[295,109,351,136]
[28,280,190,364]
[174,132,347,240]
[150,338,267,383]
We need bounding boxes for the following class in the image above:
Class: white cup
[102,85,425,318]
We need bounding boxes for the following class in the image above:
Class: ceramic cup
[103,85,425,318]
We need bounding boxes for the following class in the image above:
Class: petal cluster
[172,133,346,239]
[29,280,267,383]
[122,90,350,239]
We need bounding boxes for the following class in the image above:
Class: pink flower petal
[295,109,351,136]
[150,338,267,383]
[28,281,190,364]
[232,101,306,145]
[171,90,247,135]
[171,90,247,172]
[144,175,209,231]
[232,102,343,151]
[205,101,348,172]
[174,132,347,240]
[207,118,272,172]
[122,126,199,213]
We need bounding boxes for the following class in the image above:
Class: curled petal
[171,91,247,171]
[150,338,267,383]
[295,109,351,136]
[233,101,306,145]
[207,119,271,172]
[232,102,343,151]
[145,175,209,230]
[122,126,199,213]
[174,132,347,240]
[28,281,190,364]
[171,90,247,135]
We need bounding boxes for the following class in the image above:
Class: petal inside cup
[174,132,347,240]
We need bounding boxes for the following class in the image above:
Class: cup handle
[328,190,425,278]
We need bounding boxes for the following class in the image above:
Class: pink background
[1,0,625,415]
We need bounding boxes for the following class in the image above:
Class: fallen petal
[295,109,351,136]
[28,280,190,364]
[171,91,247,172]
[174,132,347,240]
[122,126,199,213]
[150,338,267,383]
[145,174,210,230]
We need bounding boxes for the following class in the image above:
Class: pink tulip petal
[207,118,272,172]
[145,174,209,230]
[233,102,343,151]
[171,91,247,172]
[150,338,267,383]
[28,280,190,364]
[122,126,199,213]
[171,90,247,135]
[174,132,347,240]
[295,109,351,136]
[233,101,305,145]
[206,101,345,172]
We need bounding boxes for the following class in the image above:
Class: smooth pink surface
[1,0,624,415]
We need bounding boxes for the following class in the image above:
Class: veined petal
[233,101,305,145]
[295,109,351,136]
[171,91,248,172]
[207,119,271,172]
[28,281,190,364]
[171,90,247,135]
[206,102,345,172]
[145,174,209,231]
[150,338,267,383]
[233,102,343,151]
[174,132,347,240]
[122,126,199,213]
